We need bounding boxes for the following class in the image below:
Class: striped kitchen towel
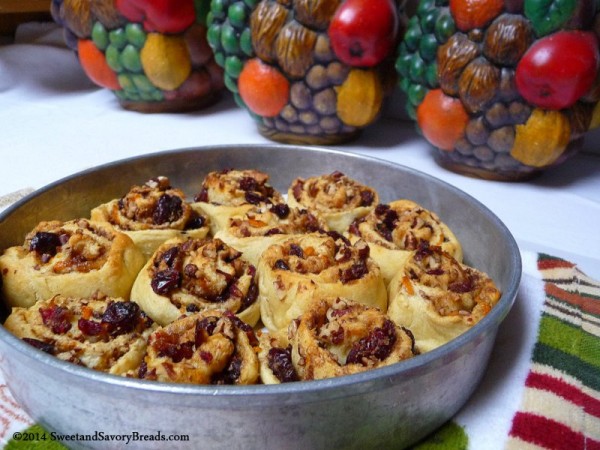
[506,254,600,450]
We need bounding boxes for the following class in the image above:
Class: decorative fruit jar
[396,0,600,180]
[50,0,225,113]
[207,0,406,144]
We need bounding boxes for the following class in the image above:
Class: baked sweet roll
[348,200,463,285]
[214,202,327,266]
[387,244,501,353]
[3,293,155,375]
[131,237,260,327]
[90,176,209,260]
[287,171,379,233]
[136,310,260,385]
[192,169,284,235]
[0,219,145,308]
[257,233,387,333]
[259,297,416,383]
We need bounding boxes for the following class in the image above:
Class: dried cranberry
[383,209,398,231]
[288,244,304,258]
[212,355,242,385]
[39,305,72,334]
[200,351,213,363]
[241,281,258,310]
[151,268,181,295]
[264,228,283,236]
[348,221,361,236]
[225,311,259,346]
[159,340,195,363]
[273,259,290,270]
[160,246,180,268]
[330,171,344,179]
[239,177,258,192]
[327,231,350,246]
[78,318,104,336]
[346,320,397,365]
[374,204,390,216]
[449,276,474,293]
[268,346,298,382]
[153,194,183,225]
[194,187,209,202]
[271,203,290,219]
[339,260,368,283]
[138,361,148,378]
[195,316,219,346]
[244,191,264,205]
[186,304,200,313]
[29,232,62,258]
[22,337,55,354]
[360,190,375,207]
[185,211,206,230]
[102,301,141,335]
[426,268,445,276]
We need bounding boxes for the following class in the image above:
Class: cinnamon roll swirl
[192,169,284,235]
[90,176,209,260]
[387,244,500,353]
[131,237,260,327]
[287,171,378,233]
[257,233,387,333]
[3,293,155,375]
[0,219,145,308]
[136,310,260,385]
[214,202,327,266]
[259,297,416,382]
[348,200,463,284]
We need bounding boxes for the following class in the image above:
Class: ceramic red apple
[115,0,196,33]
[515,31,599,110]
[328,0,400,67]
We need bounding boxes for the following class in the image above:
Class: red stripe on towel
[525,372,600,418]
[545,283,600,316]
[510,412,585,450]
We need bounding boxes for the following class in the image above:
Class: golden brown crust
[131,238,260,327]
[3,293,155,375]
[387,244,501,353]
[192,169,284,235]
[287,171,378,233]
[137,310,260,385]
[257,233,387,333]
[348,199,463,284]
[0,219,145,308]
[260,297,415,382]
[90,176,209,259]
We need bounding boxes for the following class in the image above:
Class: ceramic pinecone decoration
[207,0,405,144]
[396,0,600,180]
[50,0,225,112]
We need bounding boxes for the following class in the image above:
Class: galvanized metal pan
[0,145,521,449]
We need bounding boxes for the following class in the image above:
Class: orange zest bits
[77,39,121,90]
[449,0,504,32]
[416,89,469,151]
[238,58,290,117]
[402,276,415,296]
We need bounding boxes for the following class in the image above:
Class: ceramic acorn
[50,0,225,112]
[396,0,600,180]
[207,0,406,144]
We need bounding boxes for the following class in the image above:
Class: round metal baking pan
[0,144,521,449]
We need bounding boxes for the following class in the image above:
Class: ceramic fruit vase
[50,0,225,113]
[207,0,406,144]
[396,0,600,181]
